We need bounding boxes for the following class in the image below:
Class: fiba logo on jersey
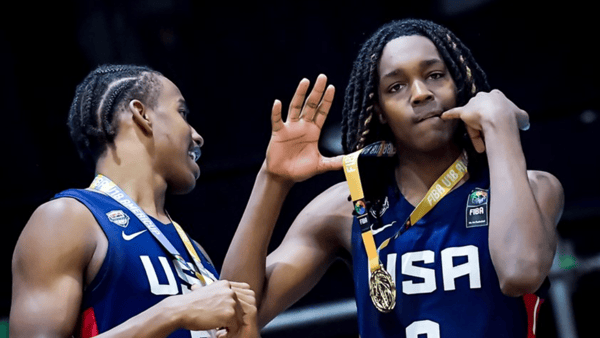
[466,188,489,228]
[469,190,488,205]
[106,210,130,228]
[354,200,367,215]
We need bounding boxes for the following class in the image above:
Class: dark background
[1,0,599,337]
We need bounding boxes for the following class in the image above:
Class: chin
[412,133,455,152]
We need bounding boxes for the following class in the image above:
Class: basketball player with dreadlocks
[222,18,564,337]
[9,65,342,337]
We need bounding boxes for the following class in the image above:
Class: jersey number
[406,320,440,338]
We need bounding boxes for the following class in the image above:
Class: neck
[395,143,464,205]
[95,146,170,223]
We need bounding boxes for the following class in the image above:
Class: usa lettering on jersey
[380,245,481,338]
[385,245,481,295]
[140,255,215,338]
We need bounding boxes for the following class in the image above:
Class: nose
[190,126,204,147]
[411,80,433,106]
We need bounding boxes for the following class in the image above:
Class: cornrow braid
[341,18,490,154]
[67,64,163,168]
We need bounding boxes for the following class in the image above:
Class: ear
[128,99,153,135]
[373,103,387,124]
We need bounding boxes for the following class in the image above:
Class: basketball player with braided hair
[222,18,564,337]
[10,64,342,337]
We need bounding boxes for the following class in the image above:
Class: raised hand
[440,89,530,153]
[266,74,344,182]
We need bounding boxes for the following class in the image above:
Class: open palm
[266,74,343,182]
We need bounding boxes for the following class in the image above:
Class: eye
[428,72,445,80]
[179,109,189,119]
[388,83,406,93]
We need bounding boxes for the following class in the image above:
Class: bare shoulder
[13,197,102,282]
[10,197,108,337]
[31,196,95,222]
[526,170,565,226]
[18,197,100,245]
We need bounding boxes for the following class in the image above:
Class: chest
[99,215,214,293]
[352,182,492,295]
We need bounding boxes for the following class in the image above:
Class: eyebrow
[381,58,445,80]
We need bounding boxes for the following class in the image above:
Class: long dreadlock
[341,18,490,154]
[340,19,492,222]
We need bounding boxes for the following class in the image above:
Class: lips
[418,109,444,122]
[188,146,201,162]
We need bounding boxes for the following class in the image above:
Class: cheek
[381,112,414,144]
[380,101,413,130]
[440,80,458,108]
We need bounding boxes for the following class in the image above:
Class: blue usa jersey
[351,166,546,338]
[54,189,219,338]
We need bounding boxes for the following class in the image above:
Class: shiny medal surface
[369,266,396,313]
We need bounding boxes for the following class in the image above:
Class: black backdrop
[1,0,599,336]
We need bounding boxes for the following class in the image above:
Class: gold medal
[369,267,396,313]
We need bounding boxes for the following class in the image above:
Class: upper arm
[258,183,353,326]
[10,198,100,338]
[527,170,565,228]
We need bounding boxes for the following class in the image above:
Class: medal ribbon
[378,154,468,251]
[343,149,468,273]
[171,220,215,285]
[89,174,216,286]
[343,151,380,271]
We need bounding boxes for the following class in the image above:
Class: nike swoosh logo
[372,221,396,235]
[122,230,147,241]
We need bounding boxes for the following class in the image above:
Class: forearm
[484,118,557,295]
[221,163,293,305]
[95,297,181,338]
[10,296,181,338]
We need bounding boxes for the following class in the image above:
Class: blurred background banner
[1,0,598,337]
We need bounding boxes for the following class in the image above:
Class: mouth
[188,146,201,162]
[419,110,443,122]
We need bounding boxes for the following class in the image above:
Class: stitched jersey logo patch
[466,188,489,228]
[106,210,130,228]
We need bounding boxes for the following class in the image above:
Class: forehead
[156,75,184,103]
[378,35,444,76]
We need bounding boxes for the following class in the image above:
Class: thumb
[216,328,228,338]
[319,154,344,173]
[516,109,530,131]
[271,99,284,133]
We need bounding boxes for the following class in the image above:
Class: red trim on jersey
[78,307,99,338]
[523,293,543,338]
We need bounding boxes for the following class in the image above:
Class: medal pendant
[369,267,396,313]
